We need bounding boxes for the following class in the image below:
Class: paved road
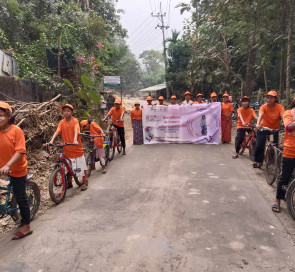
[0,143,295,272]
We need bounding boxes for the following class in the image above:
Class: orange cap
[80,120,88,128]
[223,93,229,97]
[61,104,74,110]
[210,92,217,97]
[266,90,277,97]
[115,99,121,104]
[134,101,140,105]
[197,93,203,97]
[171,95,177,99]
[146,96,153,101]
[0,102,12,113]
[158,96,164,100]
[241,96,250,101]
[185,91,191,95]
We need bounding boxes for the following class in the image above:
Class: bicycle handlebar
[260,127,281,132]
[42,143,78,148]
[80,133,103,138]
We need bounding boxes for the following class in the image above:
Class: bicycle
[262,127,284,185]
[104,120,123,161]
[43,143,84,204]
[0,173,40,223]
[285,172,295,221]
[81,133,110,177]
[235,124,257,161]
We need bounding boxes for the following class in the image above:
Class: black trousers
[254,130,279,163]
[10,176,30,225]
[114,125,126,149]
[276,157,295,200]
[235,128,252,153]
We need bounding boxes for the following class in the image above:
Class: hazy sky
[116,0,191,58]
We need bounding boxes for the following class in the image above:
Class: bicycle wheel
[9,180,41,222]
[286,179,295,221]
[249,138,256,162]
[108,136,115,161]
[84,152,93,178]
[103,144,109,166]
[117,138,122,153]
[49,167,67,204]
[265,145,278,185]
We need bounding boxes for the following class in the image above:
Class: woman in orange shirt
[194,93,206,104]
[0,102,32,240]
[232,96,257,159]
[272,98,295,213]
[221,93,234,143]
[158,96,165,105]
[253,90,285,168]
[130,101,143,145]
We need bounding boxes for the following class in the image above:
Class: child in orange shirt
[272,98,295,213]
[80,120,107,174]
[130,101,143,145]
[194,93,206,104]
[102,99,126,155]
[49,104,88,191]
[232,96,257,159]
[0,102,32,240]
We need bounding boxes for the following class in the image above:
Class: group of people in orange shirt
[0,89,294,240]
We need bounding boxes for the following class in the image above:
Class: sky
[116,0,191,58]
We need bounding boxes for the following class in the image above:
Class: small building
[139,83,167,99]
[0,50,18,76]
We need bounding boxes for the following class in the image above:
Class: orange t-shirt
[237,107,256,129]
[283,110,295,158]
[108,107,125,127]
[221,102,234,119]
[0,125,27,177]
[130,108,142,121]
[259,103,285,129]
[57,118,84,159]
[90,122,104,149]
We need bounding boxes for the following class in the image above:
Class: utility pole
[152,2,170,98]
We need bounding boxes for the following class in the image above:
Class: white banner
[142,103,221,144]
[103,76,120,86]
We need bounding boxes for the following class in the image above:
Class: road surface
[0,143,295,272]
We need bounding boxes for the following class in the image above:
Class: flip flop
[232,154,239,159]
[272,204,281,213]
[12,230,33,240]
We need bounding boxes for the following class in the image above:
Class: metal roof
[139,83,166,92]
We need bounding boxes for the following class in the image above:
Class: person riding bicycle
[210,92,218,103]
[272,98,295,213]
[80,120,107,174]
[182,91,193,105]
[49,104,88,191]
[232,96,257,159]
[102,99,126,155]
[253,90,285,168]
[0,102,32,240]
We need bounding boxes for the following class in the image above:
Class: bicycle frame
[0,183,18,215]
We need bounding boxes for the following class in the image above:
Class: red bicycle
[104,120,123,161]
[43,143,83,204]
[235,124,257,161]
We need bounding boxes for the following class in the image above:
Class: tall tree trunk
[286,0,294,105]
[263,64,268,92]
[279,53,286,99]
[244,48,256,97]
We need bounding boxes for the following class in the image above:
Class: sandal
[81,183,88,191]
[272,204,281,213]
[12,230,33,240]
[102,169,107,174]
[232,154,239,159]
[252,162,261,168]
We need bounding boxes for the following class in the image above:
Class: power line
[128,15,152,38]
[132,29,161,52]
[133,31,162,52]
[168,0,172,26]
[128,17,157,43]
[148,0,154,12]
